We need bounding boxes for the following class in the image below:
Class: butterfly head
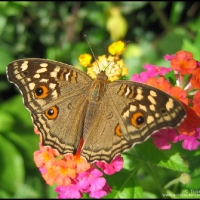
[96,71,108,82]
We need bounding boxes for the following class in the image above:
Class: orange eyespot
[45,106,59,120]
[131,112,145,128]
[34,86,49,99]
[115,124,123,137]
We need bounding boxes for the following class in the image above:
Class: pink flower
[131,64,172,83]
[55,182,83,199]
[178,128,200,150]
[151,129,179,149]
[55,168,112,199]
[163,54,176,61]
[143,63,172,76]
[96,155,123,175]
[131,71,151,83]
[77,168,111,198]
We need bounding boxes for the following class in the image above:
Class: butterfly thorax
[89,72,108,102]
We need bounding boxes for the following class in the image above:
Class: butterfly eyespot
[131,112,145,128]
[45,106,59,119]
[115,124,123,137]
[34,86,49,99]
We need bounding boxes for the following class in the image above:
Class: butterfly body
[7,58,186,163]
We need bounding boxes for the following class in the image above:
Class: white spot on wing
[130,105,137,112]
[40,63,48,67]
[40,78,49,83]
[123,110,129,118]
[149,104,155,111]
[150,90,157,97]
[125,87,130,97]
[49,83,56,89]
[139,104,147,111]
[65,73,70,80]
[29,82,35,90]
[147,116,154,124]
[34,74,40,78]
[36,68,47,73]
[16,74,22,80]
[135,88,143,100]
[52,90,58,98]
[21,61,29,71]
[166,98,174,111]
[148,95,156,105]
[50,72,57,78]
[55,66,60,71]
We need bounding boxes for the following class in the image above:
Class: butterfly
[7,58,186,163]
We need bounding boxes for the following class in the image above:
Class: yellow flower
[108,41,125,55]
[79,54,92,67]
[79,41,128,81]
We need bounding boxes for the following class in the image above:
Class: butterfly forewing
[7,58,93,112]
[7,58,93,155]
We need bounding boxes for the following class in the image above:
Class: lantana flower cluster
[34,127,123,199]
[79,40,128,81]
[33,41,200,199]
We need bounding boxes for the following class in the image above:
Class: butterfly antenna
[105,40,130,71]
[84,34,100,71]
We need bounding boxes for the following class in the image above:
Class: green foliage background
[0,1,200,198]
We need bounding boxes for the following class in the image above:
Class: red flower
[146,77,172,93]
[170,50,197,75]
[177,106,200,136]
[191,68,200,89]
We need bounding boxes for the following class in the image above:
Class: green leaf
[0,135,25,193]
[0,95,33,127]
[105,167,143,198]
[13,184,40,198]
[156,27,188,54]
[0,47,14,74]
[5,131,38,169]
[136,139,189,172]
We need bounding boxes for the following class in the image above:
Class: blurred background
[0,1,200,198]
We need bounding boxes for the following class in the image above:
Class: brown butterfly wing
[7,58,93,155]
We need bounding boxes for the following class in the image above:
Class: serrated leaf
[136,139,189,172]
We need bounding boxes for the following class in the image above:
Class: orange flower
[170,50,197,75]
[42,165,59,186]
[190,68,200,89]
[193,90,200,117]
[169,86,189,105]
[34,149,55,168]
[177,106,200,136]
[146,77,172,93]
